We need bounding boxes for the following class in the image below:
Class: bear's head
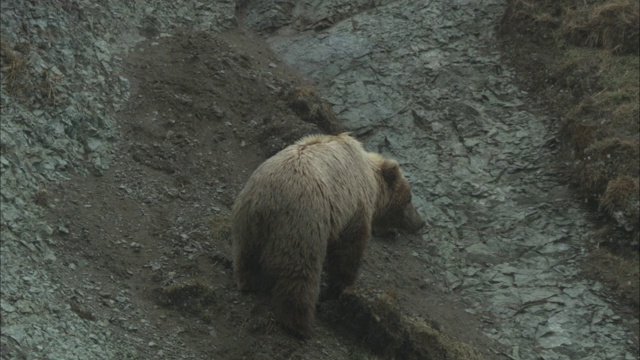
[371,155,425,234]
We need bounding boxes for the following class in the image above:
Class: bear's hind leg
[267,241,325,339]
[271,274,320,339]
[233,245,265,292]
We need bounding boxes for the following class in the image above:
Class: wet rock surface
[1,0,638,359]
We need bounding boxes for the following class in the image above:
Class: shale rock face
[0,1,637,359]
[261,1,637,358]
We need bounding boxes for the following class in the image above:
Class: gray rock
[262,0,636,358]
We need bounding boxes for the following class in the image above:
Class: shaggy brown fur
[231,133,424,338]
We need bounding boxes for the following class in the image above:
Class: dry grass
[1,37,65,106]
[560,48,639,241]
[41,65,65,106]
[209,213,231,241]
[1,38,30,100]
[579,137,639,193]
[328,288,487,360]
[560,0,639,54]
[155,279,218,323]
[503,0,639,54]
[562,46,639,136]
[599,175,640,233]
[583,248,640,309]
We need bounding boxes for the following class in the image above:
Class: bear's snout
[402,203,425,233]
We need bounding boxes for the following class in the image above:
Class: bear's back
[234,133,379,230]
[255,134,371,187]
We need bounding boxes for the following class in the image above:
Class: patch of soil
[43,28,503,359]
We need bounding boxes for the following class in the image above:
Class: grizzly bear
[231,133,424,338]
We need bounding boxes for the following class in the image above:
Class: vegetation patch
[501,0,639,243]
[209,213,231,241]
[502,0,638,54]
[155,279,218,323]
[1,38,65,106]
[500,0,639,308]
[559,0,639,54]
[323,288,486,360]
[583,247,640,310]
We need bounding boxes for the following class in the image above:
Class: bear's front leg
[323,217,370,300]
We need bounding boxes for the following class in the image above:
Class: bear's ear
[381,159,400,186]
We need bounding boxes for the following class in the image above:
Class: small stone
[130,242,142,252]
[15,299,34,314]
[1,300,16,313]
